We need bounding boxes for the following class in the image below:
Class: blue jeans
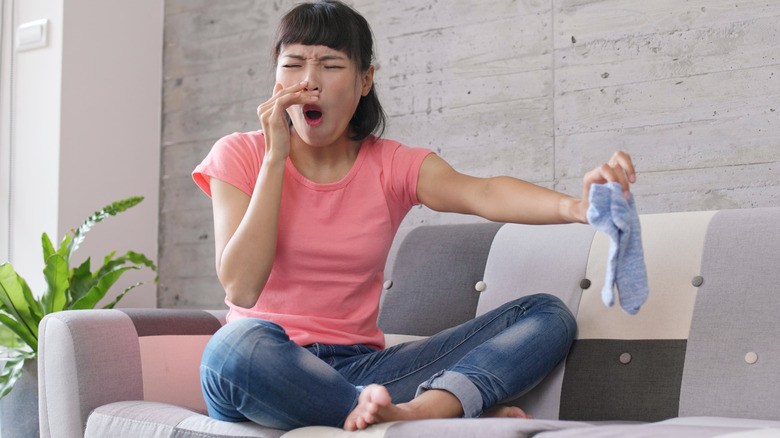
[200,293,576,430]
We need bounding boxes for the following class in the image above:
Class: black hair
[272,1,386,141]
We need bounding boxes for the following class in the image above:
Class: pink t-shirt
[193,130,432,349]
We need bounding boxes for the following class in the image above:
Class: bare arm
[417,151,636,225]
[210,159,284,308]
[211,81,318,308]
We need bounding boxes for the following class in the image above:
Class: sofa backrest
[377,223,503,335]
[560,210,716,422]
[379,208,780,423]
[679,208,780,420]
[477,222,597,419]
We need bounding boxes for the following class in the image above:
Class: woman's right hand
[256,81,319,161]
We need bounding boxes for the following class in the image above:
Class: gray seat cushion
[85,401,285,438]
[679,207,780,420]
[383,418,594,438]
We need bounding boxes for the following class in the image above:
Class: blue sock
[586,182,649,315]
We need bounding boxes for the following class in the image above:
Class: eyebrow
[282,54,347,62]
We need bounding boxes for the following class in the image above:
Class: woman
[193,0,636,431]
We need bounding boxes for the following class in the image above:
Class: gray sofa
[38,207,780,437]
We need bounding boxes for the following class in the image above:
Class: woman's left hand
[574,151,637,223]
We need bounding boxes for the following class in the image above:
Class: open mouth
[303,104,323,126]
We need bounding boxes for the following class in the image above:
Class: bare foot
[481,405,532,419]
[343,386,531,430]
[344,384,392,431]
[344,384,427,431]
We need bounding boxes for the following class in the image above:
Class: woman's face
[276,44,373,148]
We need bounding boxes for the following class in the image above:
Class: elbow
[218,271,264,309]
[225,287,261,309]
[215,257,271,309]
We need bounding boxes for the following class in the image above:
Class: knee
[203,318,289,370]
[212,318,288,346]
[517,294,577,341]
[540,294,577,343]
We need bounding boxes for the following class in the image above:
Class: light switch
[17,19,48,52]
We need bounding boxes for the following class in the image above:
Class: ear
[361,65,375,96]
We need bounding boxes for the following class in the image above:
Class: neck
[289,130,362,184]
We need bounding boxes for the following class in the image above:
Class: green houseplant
[0,196,157,398]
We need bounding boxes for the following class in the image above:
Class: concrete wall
[160,0,780,309]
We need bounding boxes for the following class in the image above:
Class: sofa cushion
[535,423,755,437]
[577,210,717,341]
[378,223,503,336]
[280,420,592,438]
[559,339,686,422]
[476,222,594,316]
[536,417,780,437]
[381,418,593,438]
[477,222,595,420]
[281,423,398,437]
[85,401,285,438]
[560,211,715,423]
[680,208,780,420]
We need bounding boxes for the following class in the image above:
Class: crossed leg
[341,294,572,431]
[344,385,530,431]
[202,294,571,431]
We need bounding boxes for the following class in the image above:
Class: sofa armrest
[38,309,227,438]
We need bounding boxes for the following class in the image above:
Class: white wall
[0,0,12,264]
[2,0,163,308]
[58,0,163,308]
[3,0,63,295]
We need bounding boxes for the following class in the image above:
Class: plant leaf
[0,314,38,351]
[94,251,158,283]
[95,251,157,283]
[74,250,157,310]
[102,282,142,309]
[69,258,92,305]
[56,233,72,258]
[70,266,138,310]
[66,196,144,264]
[0,349,35,399]
[126,251,159,282]
[0,264,40,343]
[42,253,69,314]
[97,251,118,277]
[0,324,23,349]
[41,233,55,265]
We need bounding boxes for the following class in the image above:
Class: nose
[303,67,320,92]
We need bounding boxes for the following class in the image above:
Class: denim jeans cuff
[415,370,483,418]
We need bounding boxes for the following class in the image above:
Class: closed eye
[282,64,301,69]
